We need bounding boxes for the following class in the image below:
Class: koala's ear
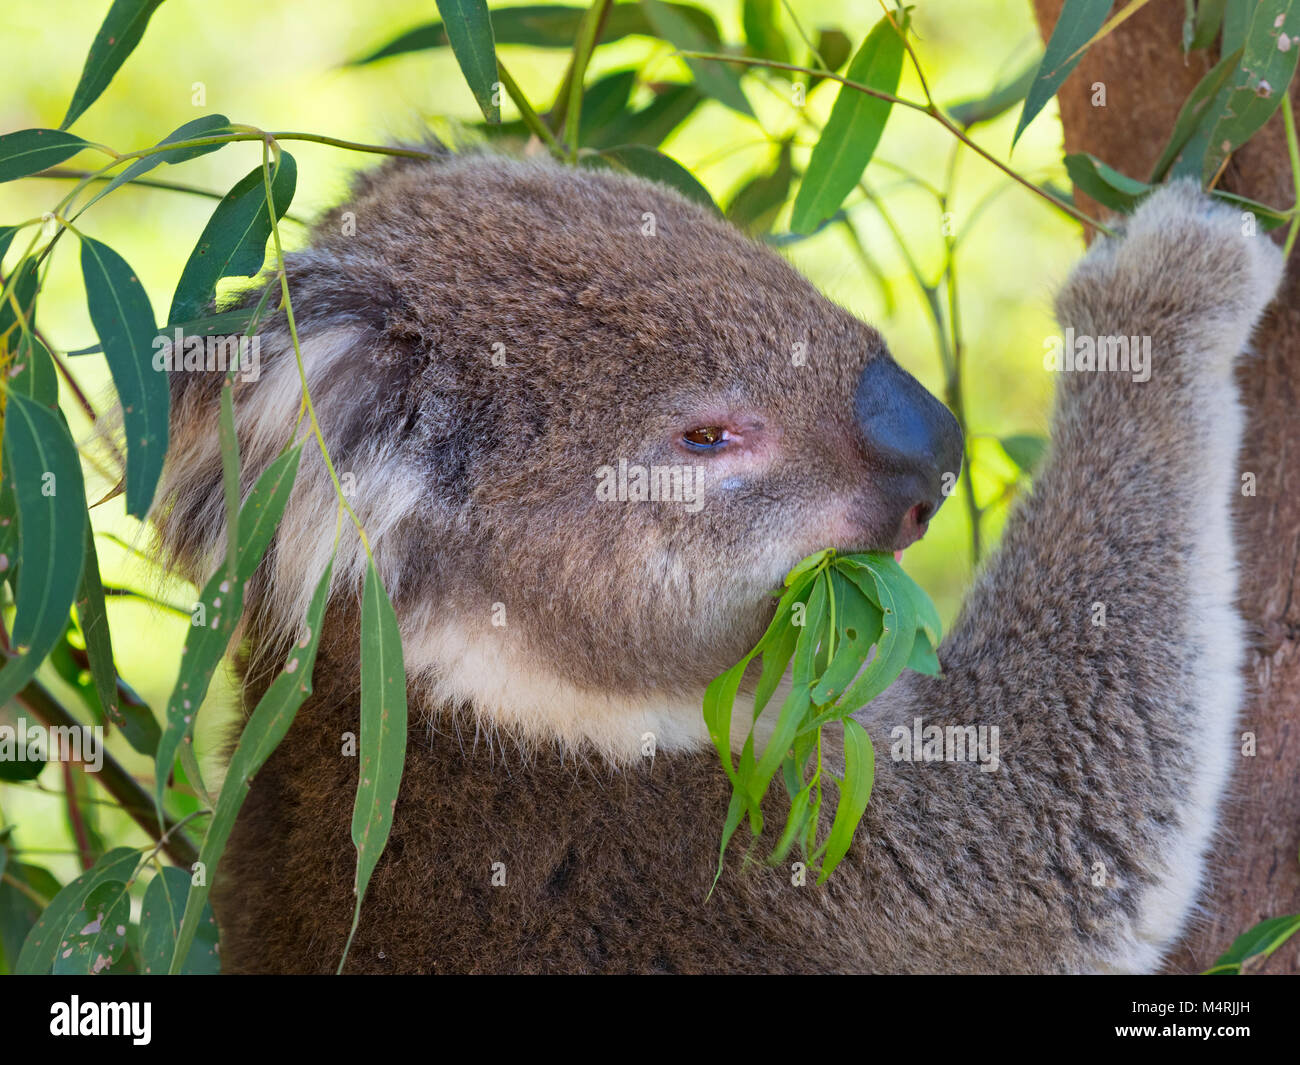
[152,279,444,648]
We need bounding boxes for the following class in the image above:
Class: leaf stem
[564,0,615,164]
[1283,94,1300,260]
[496,62,565,156]
[259,138,373,558]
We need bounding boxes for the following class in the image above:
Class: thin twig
[15,681,199,868]
[61,760,94,871]
[676,50,1115,235]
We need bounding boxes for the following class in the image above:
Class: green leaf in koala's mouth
[704,548,941,892]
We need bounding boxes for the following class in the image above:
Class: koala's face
[167,153,961,699]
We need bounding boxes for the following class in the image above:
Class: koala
[153,150,1283,973]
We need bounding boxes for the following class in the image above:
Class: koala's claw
[1059,179,1285,342]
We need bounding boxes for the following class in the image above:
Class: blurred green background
[0,0,1080,887]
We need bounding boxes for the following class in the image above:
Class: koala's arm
[849,184,1284,974]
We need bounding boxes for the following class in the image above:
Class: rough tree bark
[1031,0,1300,974]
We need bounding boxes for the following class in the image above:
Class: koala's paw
[1057,179,1285,341]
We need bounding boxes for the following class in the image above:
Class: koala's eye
[682,426,727,449]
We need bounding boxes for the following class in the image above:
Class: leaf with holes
[16,847,139,974]
[1201,0,1300,182]
[51,880,130,975]
[152,445,302,818]
[170,557,330,973]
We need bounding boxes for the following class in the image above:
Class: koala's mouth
[892,502,933,556]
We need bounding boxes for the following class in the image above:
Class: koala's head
[157,150,961,753]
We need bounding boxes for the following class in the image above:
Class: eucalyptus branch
[61,760,94,871]
[676,50,1115,235]
[1,871,50,909]
[32,166,310,224]
[15,681,199,867]
[780,0,829,70]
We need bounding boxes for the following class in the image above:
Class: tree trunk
[1031,0,1300,974]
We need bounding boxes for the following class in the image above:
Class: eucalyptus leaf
[586,83,703,148]
[153,446,302,818]
[1000,432,1049,475]
[341,559,409,972]
[79,115,232,215]
[169,559,331,973]
[142,866,219,975]
[1161,46,1246,181]
[16,847,139,974]
[1205,912,1300,973]
[1063,153,1151,213]
[584,144,720,213]
[60,0,165,129]
[1013,0,1112,147]
[747,575,827,806]
[0,129,88,183]
[807,28,853,89]
[579,69,637,142]
[0,393,88,708]
[708,549,939,882]
[641,0,753,117]
[1201,0,1300,182]
[830,559,917,712]
[351,3,719,63]
[168,153,297,324]
[75,533,120,737]
[811,572,883,704]
[1191,0,1228,50]
[818,716,875,881]
[435,0,501,124]
[80,235,166,517]
[51,880,130,974]
[727,141,794,235]
[742,0,789,63]
[790,12,908,234]
[947,62,1036,129]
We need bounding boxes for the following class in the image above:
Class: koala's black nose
[855,357,963,526]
